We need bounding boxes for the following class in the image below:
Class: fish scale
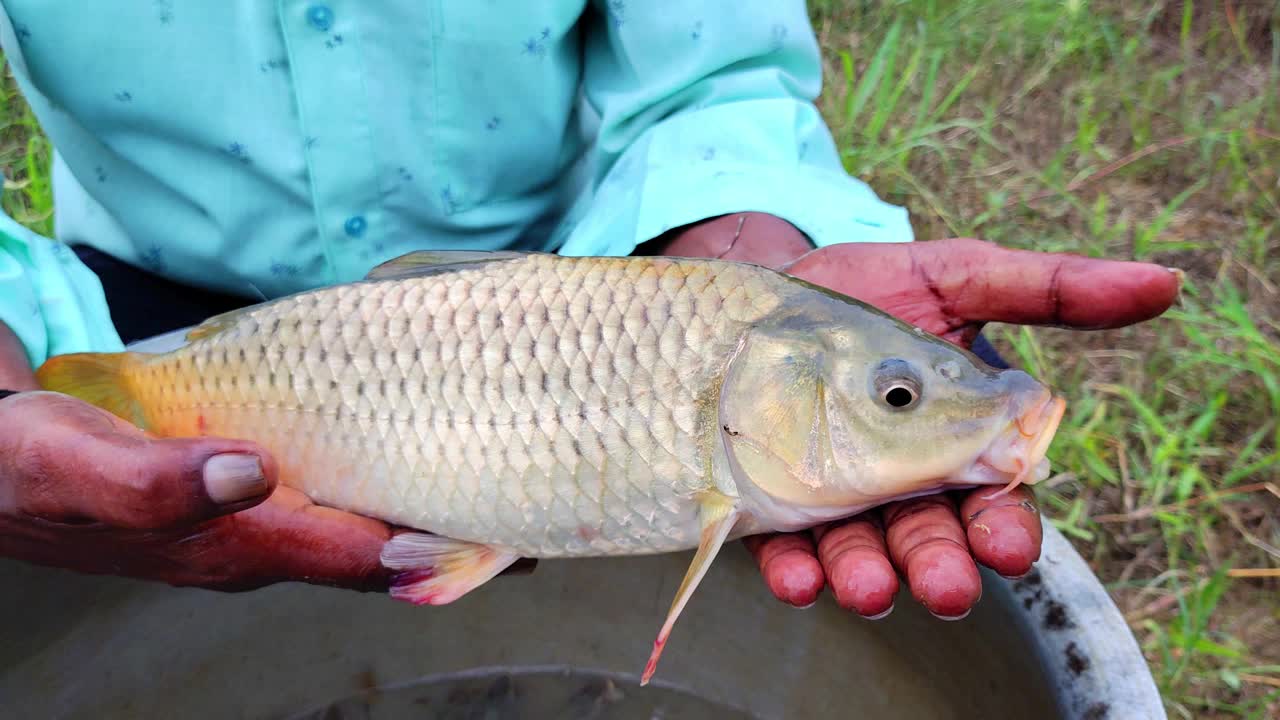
[123,254,781,557]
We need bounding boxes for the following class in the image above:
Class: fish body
[37,250,1066,684]
[77,252,786,556]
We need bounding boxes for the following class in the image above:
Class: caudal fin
[35,352,146,428]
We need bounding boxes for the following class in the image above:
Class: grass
[809,1,1279,717]
[0,1,1276,717]
[0,62,51,238]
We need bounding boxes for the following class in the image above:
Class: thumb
[93,434,279,529]
[17,428,279,530]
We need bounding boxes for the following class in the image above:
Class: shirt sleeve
[551,0,914,257]
[0,198,122,369]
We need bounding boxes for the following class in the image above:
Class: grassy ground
[808,1,1279,717]
[1,1,1276,717]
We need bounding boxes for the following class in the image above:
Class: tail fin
[35,352,147,428]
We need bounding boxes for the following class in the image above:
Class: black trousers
[74,244,1012,370]
[73,245,253,347]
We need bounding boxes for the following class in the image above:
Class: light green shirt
[0,1,912,368]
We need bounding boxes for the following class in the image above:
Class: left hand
[652,213,1180,619]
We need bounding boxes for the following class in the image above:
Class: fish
[36,250,1066,685]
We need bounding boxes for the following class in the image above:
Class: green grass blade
[845,19,902,126]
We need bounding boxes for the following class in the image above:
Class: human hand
[0,388,397,592]
[656,214,1180,619]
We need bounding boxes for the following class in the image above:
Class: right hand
[0,389,399,592]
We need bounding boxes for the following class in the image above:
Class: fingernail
[1166,267,1186,303]
[929,608,971,622]
[204,453,268,505]
[862,604,895,621]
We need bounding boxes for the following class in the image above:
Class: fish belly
[131,255,784,558]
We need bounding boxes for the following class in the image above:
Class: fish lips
[949,389,1067,494]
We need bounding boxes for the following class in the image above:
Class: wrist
[644,212,815,270]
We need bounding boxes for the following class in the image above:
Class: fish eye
[872,359,923,411]
[884,384,917,408]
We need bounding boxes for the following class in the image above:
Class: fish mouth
[957,390,1067,498]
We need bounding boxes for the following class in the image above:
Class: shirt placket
[277,0,381,282]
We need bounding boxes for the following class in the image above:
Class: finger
[191,486,394,592]
[912,238,1182,330]
[813,519,899,618]
[958,485,1043,579]
[234,496,537,589]
[743,532,825,607]
[87,436,275,528]
[0,486,388,593]
[882,494,982,619]
[10,413,277,529]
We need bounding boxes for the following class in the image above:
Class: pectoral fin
[380,532,519,606]
[641,492,740,686]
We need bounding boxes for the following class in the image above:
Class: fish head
[718,293,1065,521]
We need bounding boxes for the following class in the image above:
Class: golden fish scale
[128,255,784,556]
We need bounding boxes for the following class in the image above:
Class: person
[0,3,1178,622]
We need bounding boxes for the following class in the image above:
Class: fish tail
[35,351,148,428]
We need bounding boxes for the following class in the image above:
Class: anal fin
[641,492,740,686]
[380,532,519,606]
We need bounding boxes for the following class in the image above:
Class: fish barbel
[36,250,1066,684]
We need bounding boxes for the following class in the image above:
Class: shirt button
[344,215,367,238]
[306,5,334,31]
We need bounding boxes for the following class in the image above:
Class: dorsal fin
[364,250,530,281]
[185,304,259,342]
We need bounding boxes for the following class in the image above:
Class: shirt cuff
[0,207,123,368]
[552,98,914,257]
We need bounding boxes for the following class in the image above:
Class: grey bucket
[0,330,1165,719]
